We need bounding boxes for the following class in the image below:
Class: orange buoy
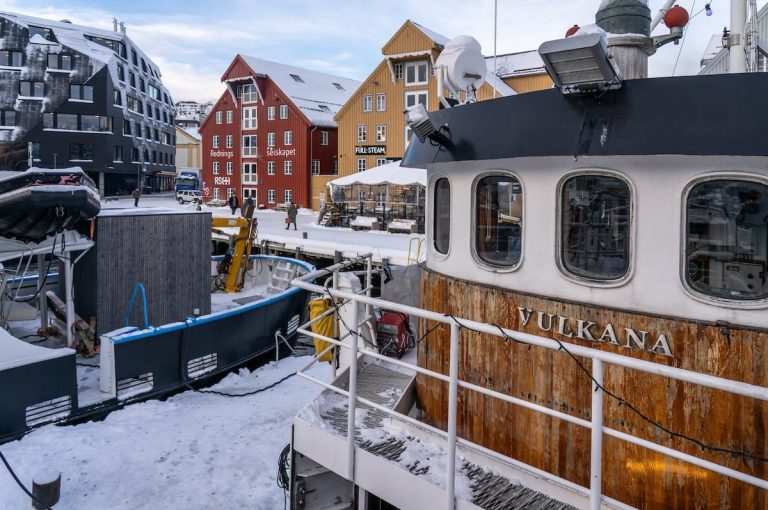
[565,24,580,37]
[664,5,689,28]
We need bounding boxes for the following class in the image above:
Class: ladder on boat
[267,260,299,293]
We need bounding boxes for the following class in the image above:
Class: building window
[0,111,15,127]
[213,188,220,200]
[267,132,276,147]
[332,82,345,90]
[289,73,304,83]
[284,189,293,203]
[332,160,338,174]
[241,84,258,103]
[215,111,222,124]
[561,174,630,280]
[69,84,93,102]
[148,84,160,101]
[47,53,72,70]
[131,147,140,162]
[69,143,93,161]
[312,160,320,175]
[129,72,136,88]
[242,135,257,156]
[362,95,372,112]
[357,158,367,173]
[394,63,403,80]
[131,49,138,66]
[320,131,329,146]
[376,93,386,112]
[212,135,220,149]
[405,91,428,109]
[153,128,159,142]
[279,104,288,119]
[54,114,77,130]
[126,95,143,114]
[685,178,768,300]
[243,107,257,129]
[163,132,171,145]
[226,110,233,124]
[19,81,44,97]
[405,61,429,85]
[284,130,293,145]
[267,106,275,120]
[225,135,233,148]
[226,187,236,199]
[113,89,122,106]
[375,158,387,167]
[268,189,276,203]
[434,178,451,254]
[139,78,145,93]
[213,162,220,175]
[117,64,125,82]
[357,125,367,143]
[226,161,234,175]
[284,161,293,175]
[267,161,275,175]
[476,175,523,267]
[242,163,258,184]
[81,115,111,132]
[376,125,386,142]
[0,50,23,67]
[123,119,131,135]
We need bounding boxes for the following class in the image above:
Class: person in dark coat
[228,194,239,215]
[132,188,141,207]
[286,201,298,230]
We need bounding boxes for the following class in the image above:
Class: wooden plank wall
[74,212,211,337]
[417,269,767,509]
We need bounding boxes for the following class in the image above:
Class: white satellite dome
[435,35,486,92]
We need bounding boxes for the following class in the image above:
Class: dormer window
[405,61,428,86]
[318,105,330,113]
[289,74,304,83]
[332,82,344,90]
[28,26,55,42]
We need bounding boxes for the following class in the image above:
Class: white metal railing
[291,254,768,510]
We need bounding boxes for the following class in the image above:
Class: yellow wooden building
[311,20,550,210]
[175,125,202,174]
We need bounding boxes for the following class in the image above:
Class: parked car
[176,190,202,204]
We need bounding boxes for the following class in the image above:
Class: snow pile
[0,356,332,509]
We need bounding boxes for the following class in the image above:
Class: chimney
[596,0,654,79]
[119,21,126,34]
[113,17,118,32]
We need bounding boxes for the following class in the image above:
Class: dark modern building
[0,12,176,195]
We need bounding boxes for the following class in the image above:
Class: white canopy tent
[327,161,425,188]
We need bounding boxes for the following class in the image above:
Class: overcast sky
[0,0,750,102]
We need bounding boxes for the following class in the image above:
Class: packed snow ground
[103,194,426,265]
[0,356,333,509]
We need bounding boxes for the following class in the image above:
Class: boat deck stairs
[293,356,596,510]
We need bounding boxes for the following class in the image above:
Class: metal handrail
[291,256,768,510]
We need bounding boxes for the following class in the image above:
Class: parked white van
[176,190,202,204]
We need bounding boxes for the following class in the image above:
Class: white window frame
[267,132,276,147]
[242,135,258,157]
[405,61,429,86]
[242,84,258,104]
[215,111,222,124]
[267,161,275,175]
[226,161,234,175]
[268,189,276,203]
[362,94,372,112]
[357,158,367,173]
[279,104,288,119]
[394,63,403,80]
[320,131,329,146]
[357,124,367,143]
[226,110,233,124]
[312,160,320,175]
[242,107,257,129]
[376,93,386,112]
[284,130,293,146]
[225,134,233,148]
[376,124,386,142]
[227,187,236,199]
[213,188,220,200]
[284,160,293,175]
[212,135,219,148]
[267,106,275,120]
[242,162,258,184]
[376,158,387,167]
[405,90,428,109]
[212,161,220,175]
[284,189,293,203]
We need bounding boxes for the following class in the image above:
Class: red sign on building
[200,55,359,208]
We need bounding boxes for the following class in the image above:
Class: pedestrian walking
[132,188,141,207]
[228,194,239,215]
[286,201,298,230]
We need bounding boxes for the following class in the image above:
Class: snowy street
[103,194,426,266]
[0,356,333,509]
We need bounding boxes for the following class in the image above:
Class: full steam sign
[355,145,386,155]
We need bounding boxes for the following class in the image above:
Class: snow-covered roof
[701,34,724,66]
[486,51,546,78]
[412,21,450,47]
[178,126,201,141]
[240,55,361,128]
[328,161,425,188]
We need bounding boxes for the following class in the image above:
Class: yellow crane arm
[212,206,257,293]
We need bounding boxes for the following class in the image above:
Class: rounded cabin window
[434,178,450,254]
[560,175,630,281]
[685,179,768,301]
[475,175,522,267]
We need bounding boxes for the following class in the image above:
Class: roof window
[289,74,304,83]
[332,82,344,90]
[318,105,330,113]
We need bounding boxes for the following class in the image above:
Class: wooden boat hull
[417,268,767,509]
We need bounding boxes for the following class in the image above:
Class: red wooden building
[200,55,359,208]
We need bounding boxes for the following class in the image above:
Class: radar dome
[435,35,486,92]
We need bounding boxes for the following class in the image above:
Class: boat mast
[730,0,747,73]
